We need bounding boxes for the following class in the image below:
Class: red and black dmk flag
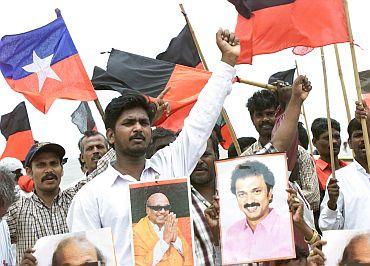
[71,101,97,134]
[155,25,233,149]
[92,49,211,132]
[360,70,370,107]
[229,0,349,64]
[1,102,34,161]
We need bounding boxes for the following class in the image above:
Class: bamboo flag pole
[334,44,351,123]
[295,60,314,154]
[343,0,370,172]
[320,47,337,179]
[237,77,277,91]
[179,3,242,155]
[94,99,105,120]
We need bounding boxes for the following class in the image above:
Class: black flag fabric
[0,102,34,161]
[228,0,295,19]
[156,25,202,68]
[91,66,132,95]
[268,68,296,85]
[71,101,97,134]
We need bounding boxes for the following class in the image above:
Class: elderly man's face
[235,175,272,224]
[146,193,171,227]
[56,239,99,265]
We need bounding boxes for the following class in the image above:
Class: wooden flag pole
[334,44,351,123]
[237,77,277,91]
[343,0,370,172]
[295,60,314,154]
[320,47,337,179]
[94,99,105,120]
[179,3,242,155]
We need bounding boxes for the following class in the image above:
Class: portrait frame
[32,227,117,265]
[128,177,195,265]
[216,153,295,264]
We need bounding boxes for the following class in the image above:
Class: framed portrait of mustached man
[129,178,195,266]
[216,153,295,265]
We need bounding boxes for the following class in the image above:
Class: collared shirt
[0,219,14,266]
[319,160,370,231]
[6,178,90,263]
[315,158,348,191]
[223,209,294,264]
[242,142,320,211]
[67,61,236,266]
[191,187,216,266]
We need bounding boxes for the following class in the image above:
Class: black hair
[146,127,177,158]
[78,130,109,153]
[228,137,257,158]
[347,118,362,139]
[230,160,275,195]
[246,90,279,116]
[298,122,309,150]
[104,92,156,130]
[311,118,341,140]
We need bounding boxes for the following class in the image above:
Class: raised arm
[271,76,311,151]
[154,29,239,176]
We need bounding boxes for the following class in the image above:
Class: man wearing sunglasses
[133,193,192,265]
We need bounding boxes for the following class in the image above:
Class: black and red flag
[91,49,211,132]
[228,0,349,64]
[71,101,97,134]
[155,25,233,148]
[1,102,34,161]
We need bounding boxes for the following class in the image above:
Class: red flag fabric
[0,102,34,161]
[234,0,349,64]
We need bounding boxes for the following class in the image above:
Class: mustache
[261,122,274,127]
[41,173,58,182]
[194,162,208,171]
[244,202,260,208]
[129,132,145,141]
[91,154,102,160]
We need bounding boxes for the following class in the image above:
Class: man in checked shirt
[6,142,94,264]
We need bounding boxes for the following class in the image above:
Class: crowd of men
[0,28,369,266]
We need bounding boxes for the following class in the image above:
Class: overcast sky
[1,0,369,163]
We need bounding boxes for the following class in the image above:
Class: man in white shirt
[0,169,15,265]
[133,193,192,265]
[67,28,312,265]
[319,116,370,231]
[67,28,240,265]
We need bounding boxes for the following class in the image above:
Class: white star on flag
[22,51,61,92]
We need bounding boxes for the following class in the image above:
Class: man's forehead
[235,175,266,188]
[147,193,169,205]
[120,107,149,119]
[32,151,60,161]
[83,134,105,145]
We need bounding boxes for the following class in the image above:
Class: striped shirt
[6,178,90,263]
[191,187,216,266]
[0,219,14,266]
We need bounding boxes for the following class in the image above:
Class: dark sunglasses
[147,205,171,211]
